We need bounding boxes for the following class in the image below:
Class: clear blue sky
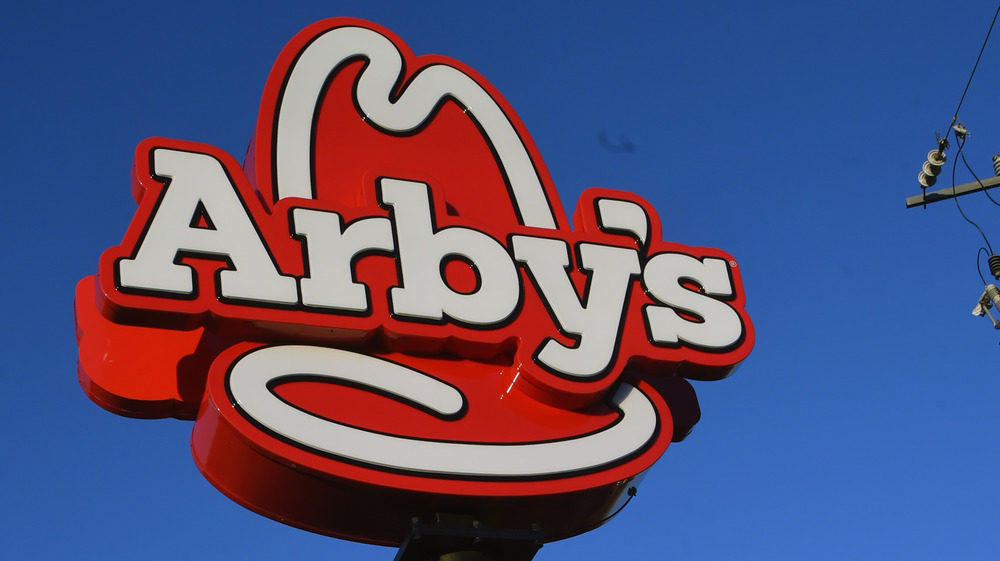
[5,1,1000,559]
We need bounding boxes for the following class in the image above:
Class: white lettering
[643,253,743,349]
[293,208,394,312]
[115,149,745,362]
[381,178,520,326]
[118,148,298,304]
[512,237,640,378]
[595,198,649,245]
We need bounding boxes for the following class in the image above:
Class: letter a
[118,148,298,304]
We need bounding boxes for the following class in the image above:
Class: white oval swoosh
[227,345,658,478]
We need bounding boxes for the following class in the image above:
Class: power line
[946,3,1000,139]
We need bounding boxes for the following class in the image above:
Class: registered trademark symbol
[729,260,737,267]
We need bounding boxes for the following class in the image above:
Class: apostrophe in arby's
[75,18,754,547]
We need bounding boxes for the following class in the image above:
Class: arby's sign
[75,18,754,546]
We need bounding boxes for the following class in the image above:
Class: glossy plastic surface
[75,17,754,546]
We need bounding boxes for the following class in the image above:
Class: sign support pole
[393,516,544,561]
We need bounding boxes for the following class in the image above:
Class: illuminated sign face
[75,18,754,546]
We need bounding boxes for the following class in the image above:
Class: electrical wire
[945,3,1000,141]
[934,4,1000,315]
[950,135,995,254]
[958,142,1000,207]
[919,4,1000,208]
[978,247,990,285]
